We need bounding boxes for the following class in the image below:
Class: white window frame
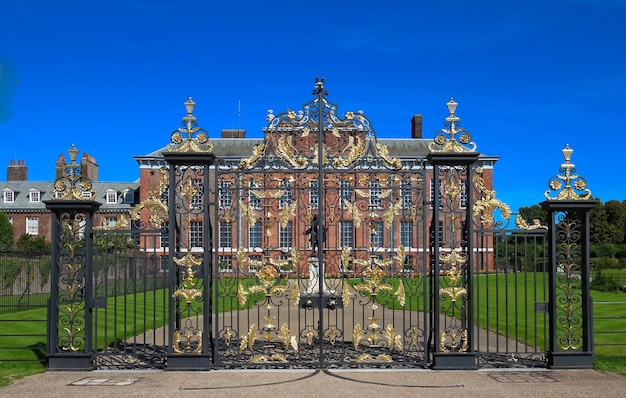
[189,220,203,248]
[191,179,203,209]
[29,190,41,203]
[279,221,292,249]
[309,180,319,209]
[340,220,353,248]
[105,190,117,204]
[369,180,382,209]
[26,217,39,235]
[278,179,293,209]
[460,179,468,209]
[3,190,14,203]
[219,181,233,208]
[340,180,352,209]
[400,220,413,249]
[219,222,232,248]
[249,223,262,249]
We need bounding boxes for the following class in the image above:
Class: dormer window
[106,190,118,204]
[3,190,14,203]
[29,190,41,203]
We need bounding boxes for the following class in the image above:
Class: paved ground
[2,368,625,398]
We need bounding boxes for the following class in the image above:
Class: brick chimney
[80,153,99,182]
[411,114,422,139]
[221,129,246,138]
[55,154,66,179]
[7,160,27,181]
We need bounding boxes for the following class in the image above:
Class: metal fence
[593,300,626,360]
[0,251,51,364]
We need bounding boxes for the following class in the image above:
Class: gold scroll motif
[473,167,511,226]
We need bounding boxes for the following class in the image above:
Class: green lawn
[2,274,625,387]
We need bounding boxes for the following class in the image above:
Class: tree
[518,204,548,226]
[590,200,614,245]
[0,212,14,250]
[15,233,50,253]
[604,200,626,244]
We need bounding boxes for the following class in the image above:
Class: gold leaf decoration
[382,200,403,228]
[375,142,402,170]
[439,286,468,302]
[353,324,364,349]
[515,214,547,230]
[239,199,261,227]
[172,288,203,304]
[473,167,511,226]
[333,135,366,168]
[277,135,308,168]
[239,143,266,169]
[279,200,297,228]
[237,282,248,307]
[342,199,362,228]
[394,280,406,307]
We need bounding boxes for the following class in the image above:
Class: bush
[590,274,622,293]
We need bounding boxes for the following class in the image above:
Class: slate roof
[0,180,139,213]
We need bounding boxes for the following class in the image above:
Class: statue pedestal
[306,257,324,294]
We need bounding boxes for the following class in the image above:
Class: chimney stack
[7,160,27,181]
[411,114,422,139]
[55,155,66,179]
[221,129,246,138]
[80,153,99,182]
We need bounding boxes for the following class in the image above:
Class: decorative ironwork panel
[211,79,429,369]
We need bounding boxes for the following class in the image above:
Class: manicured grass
[2,274,625,386]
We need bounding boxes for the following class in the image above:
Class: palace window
[278,179,293,209]
[370,221,383,248]
[339,180,352,209]
[218,255,233,273]
[249,180,262,209]
[219,181,232,208]
[400,221,413,248]
[3,190,14,203]
[189,221,203,248]
[369,180,382,209]
[105,190,117,204]
[249,223,262,248]
[309,180,319,209]
[29,190,41,203]
[220,222,232,248]
[161,221,169,248]
[26,217,39,235]
[340,221,353,248]
[460,179,468,209]
[400,179,412,209]
[191,179,203,209]
[279,221,292,249]
[429,179,443,209]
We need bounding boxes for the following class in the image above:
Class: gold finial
[429,98,476,153]
[544,144,592,200]
[167,97,213,153]
[50,145,96,201]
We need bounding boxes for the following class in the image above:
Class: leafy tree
[15,233,50,252]
[0,212,14,250]
[604,200,626,244]
[590,200,614,245]
[518,204,548,226]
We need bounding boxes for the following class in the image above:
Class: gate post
[44,145,102,370]
[542,145,595,368]
[427,99,479,369]
[162,98,216,370]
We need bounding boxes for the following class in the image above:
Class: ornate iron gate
[211,80,429,368]
[44,79,596,371]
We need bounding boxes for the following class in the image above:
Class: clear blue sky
[1,0,624,214]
